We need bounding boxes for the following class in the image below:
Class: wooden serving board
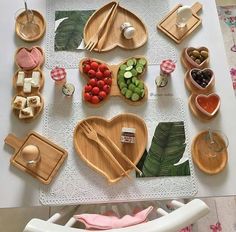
[192,131,228,174]
[4,132,67,184]
[79,57,148,107]
[73,114,147,183]
[15,10,46,42]
[84,1,148,52]
[157,2,202,44]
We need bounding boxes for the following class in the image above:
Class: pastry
[16,71,25,86]
[31,71,40,87]
[19,107,34,119]
[12,96,27,110]
[27,96,41,107]
[23,78,32,93]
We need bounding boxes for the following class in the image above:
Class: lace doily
[40,98,197,205]
[45,0,177,68]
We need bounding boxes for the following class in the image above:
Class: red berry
[104,77,112,86]
[92,86,100,95]
[88,69,96,78]
[103,84,111,94]
[104,70,111,77]
[89,78,97,87]
[96,71,104,79]
[91,61,99,71]
[99,64,108,73]
[84,92,91,102]
[91,95,100,104]
[97,80,105,89]
[84,84,92,92]
[83,64,91,73]
[99,91,107,99]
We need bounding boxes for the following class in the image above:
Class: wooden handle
[191,2,202,14]
[4,134,23,151]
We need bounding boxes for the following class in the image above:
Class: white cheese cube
[23,78,32,93]
[19,107,34,119]
[12,96,27,110]
[16,71,25,86]
[31,71,40,87]
[27,96,41,107]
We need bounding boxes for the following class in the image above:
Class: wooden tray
[15,10,46,42]
[192,131,228,174]
[157,2,202,44]
[84,1,148,52]
[189,94,218,121]
[73,114,147,183]
[79,57,148,107]
[4,132,67,184]
[184,69,215,94]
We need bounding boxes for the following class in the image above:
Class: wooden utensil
[93,122,143,176]
[85,2,117,51]
[97,2,119,52]
[80,121,131,179]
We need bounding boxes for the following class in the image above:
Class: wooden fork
[80,121,130,179]
[84,2,117,51]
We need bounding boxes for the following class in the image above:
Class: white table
[1,0,236,208]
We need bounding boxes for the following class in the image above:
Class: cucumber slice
[134,87,141,95]
[120,64,127,70]
[132,58,137,65]
[125,89,133,99]
[131,93,140,101]
[118,69,126,76]
[132,77,137,83]
[121,87,128,95]
[128,83,136,91]
[138,58,147,66]
[126,79,131,85]
[118,76,125,82]
[138,82,144,89]
[119,82,127,89]
[125,66,133,71]
[131,69,138,77]
[135,79,140,86]
[136,66,143,74]
[127,59,134,67]
[141,89,145,98]
[124,71,132,79]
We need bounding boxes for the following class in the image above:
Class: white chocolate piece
[23,78,32,93]
[31,71,40,87]
[16,71,25,86]
[176,6,192,28]
[12,96,27,110]
[27,96,41,107]
[120,22,136,39]
[19,107,34,119]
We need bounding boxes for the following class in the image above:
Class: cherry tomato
[89,78,97,87]
[99,91,107,99]
[88,69,96,78]
[91,95,100,104]
[92,86,100,95]
[84,92,91,102]
[91,61,99,71]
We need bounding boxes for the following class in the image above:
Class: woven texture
[40,98,197,205]
[45,0,177,68]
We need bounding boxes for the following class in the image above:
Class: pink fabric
[74,206,153,230]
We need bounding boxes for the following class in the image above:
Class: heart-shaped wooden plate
[73,114,147,183]
[184,68,215,94]
[84,1,148,52]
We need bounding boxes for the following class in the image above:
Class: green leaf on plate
[136,121,190,177]
[54,10,94,51]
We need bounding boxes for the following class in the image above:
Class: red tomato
[89,78,97,87]
[91,61,99,71]
[83,64,91,73]
[104,70,111,77]
[97,80,105,89]
[88,69,96,78]
[91,95,100,104]
[92,86,100,95]
[98,91,107,99]
[103,84,111,94]
[84,92,91,102]
[84,84,92,92]
[99,64,108,73]
[95,71,104,79]
[104,77,112,86]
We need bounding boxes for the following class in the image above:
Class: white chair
[23,199,209,232]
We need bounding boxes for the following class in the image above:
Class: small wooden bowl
[15,10,46,42]
[184,68,215,94]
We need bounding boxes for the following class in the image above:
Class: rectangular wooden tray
[4,131,67,184]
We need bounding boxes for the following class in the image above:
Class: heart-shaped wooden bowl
[184,68,215,94]
[79,56,148,107]
[73,114,147,183]
[84,1,148,52]
[181,47,209,70]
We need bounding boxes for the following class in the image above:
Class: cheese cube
[12,96,27,110]
[31,71,40,87]
[16,71,25,86]
[19,107,34,119]
[27,96,41,107]
[23,78,32,93]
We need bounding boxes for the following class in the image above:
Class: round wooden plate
[15,10,46,42]
[192,131,228,174]
[73,113,147,183]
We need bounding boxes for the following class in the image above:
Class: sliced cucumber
[128,83,136,91]
[131,69,138,77]
[125,89,133,99]
[131,93,140,101]
[121,87,127,95]
[124,71,132,79]
[127,59,134,67]
[120,64,127,70]
[119,82,127,89]
[125,66,133,71]
[132,77,138,83]
[138,82,144,89]
[136,66,143,74]
[134,87,141,95]
[132,58,137,65]
[118,69,126,76]
[141,89,145,98]
[134,79,140,86]
[138,58,147,66]
[126,79,131,85]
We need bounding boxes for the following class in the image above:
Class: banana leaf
[54,10,94,51]
[136,121,190,177]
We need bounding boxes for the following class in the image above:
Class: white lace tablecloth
[40,98,197,205]
[45,0,177,68]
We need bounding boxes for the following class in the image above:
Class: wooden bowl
[73,114,148,183]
